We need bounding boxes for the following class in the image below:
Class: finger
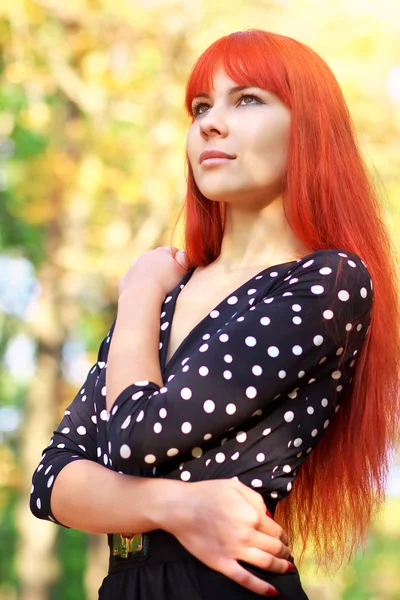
[250,530,291,560]
[219,557,279,597]
[239,547,294,575]
[258,513,288,546]
[236,482,266,513]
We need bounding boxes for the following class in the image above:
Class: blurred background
[0,0,399,598]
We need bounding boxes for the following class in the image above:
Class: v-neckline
[161,252,317,374]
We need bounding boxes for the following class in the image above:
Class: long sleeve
[106,251,373,471]
[30,320,116,525]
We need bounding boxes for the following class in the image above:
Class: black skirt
[98,530,309,600]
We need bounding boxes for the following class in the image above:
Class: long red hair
[172,29,400,569]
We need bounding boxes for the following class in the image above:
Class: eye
[191,93,263,118]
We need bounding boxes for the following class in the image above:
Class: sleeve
[106,251,373,471]
[29,319,116,526]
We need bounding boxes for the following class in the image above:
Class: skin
[102,68,313,595]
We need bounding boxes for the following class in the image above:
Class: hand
[162,478,292,596]
[118,245,190,299]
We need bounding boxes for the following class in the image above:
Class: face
[186,68,291,210]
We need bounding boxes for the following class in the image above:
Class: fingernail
[265,588,279,596]
[287,562,296,572]
[266,509,274,519]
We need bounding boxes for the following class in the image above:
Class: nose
[199,104,229,139]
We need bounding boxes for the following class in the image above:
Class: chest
[164,268,265,365]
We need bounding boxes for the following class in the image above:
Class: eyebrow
[191,85,258,103]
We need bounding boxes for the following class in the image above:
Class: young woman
[30,29,400,599]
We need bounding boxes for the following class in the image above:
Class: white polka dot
[294,438,302,447]
[292,316,302,325]
[319,267,332,275]
[252,365,262,376]
[246,386,257,399]
[153,422,162,434]
[77,426,86,435]
[345,323,352,331]
[331,371,342,379]
[360,287,367,298]
[100,410,108,421]
[338,253,348,257]
[321,398,328,407]
[159,408,167,419]
[319,356,327,364]
[264,297,274,304]
[288,389,298,399]
[256,452,265,462]
[61,427,70,434]
[271,491,278,498]
[111,405,118,415]
[311,429,318,437]
[37,464,44,471]
[231,451,240,460]
[284,411,294,422]
[167,448,179,457]
[267,346,279,357]
[336,385,343,392]
[101,386,106,396]
[289,278,298,285]
[210,310,220,319]
[311,285,324,295]
[303,259,314,268]
[219,334,229,343]
[223,370,232,379]
[120,445,131,459]
[181,471,191,481]
[144,454,156,464]
[292,304,302,312]
[203,400,215,413]
[338,290,350,301]
[298,370,305,378]
[278,370,286,379]
[324,420,330,428]
[36,498,41,510]
[203,433,212,440]
[164,295,172,303]
[245,336,257,347]
[136,410,144,422]
[121,416,131,429]
[287,482,293,491]
[283,465,291,473]
[160,387,168,394]
[270,271,278,277]
[260,317,271,326]
[356,323,362,331]
[307,406,314,414]
[236,431,247,443]
[224,354,233,363]
[134,380,149,386]
[251,479,263,488]
[180,387,192,400]
[215,452,225,463]
[132,391,144,400]
[181,422,192,434]
[323,310,334,320]
[226,403,237,415]
[44,465,52,475]
[348,260,356,268]
[161,322,169,331]
[336,347,344,356]
[292,345,302,355]
[199,343,209,352]
[263,428,271,436]
[103,454,108,465]
[313,335,324,346]
[191,447,203,458]
[227,296,238,305]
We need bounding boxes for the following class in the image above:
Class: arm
[105,250,373,471]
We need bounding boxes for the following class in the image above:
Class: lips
[199,150,235,164]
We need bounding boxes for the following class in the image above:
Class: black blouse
[30,249,373,525]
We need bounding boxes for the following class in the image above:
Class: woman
[30,29,400,598]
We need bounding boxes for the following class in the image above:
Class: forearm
[50,459,184,534]
[106,283,165,412]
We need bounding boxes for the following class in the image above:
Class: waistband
[107,529,192,573]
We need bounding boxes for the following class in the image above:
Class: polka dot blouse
[30,249,373,524]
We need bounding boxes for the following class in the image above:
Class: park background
[0,0,399,598]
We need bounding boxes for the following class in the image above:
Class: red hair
[172,30,400,569]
